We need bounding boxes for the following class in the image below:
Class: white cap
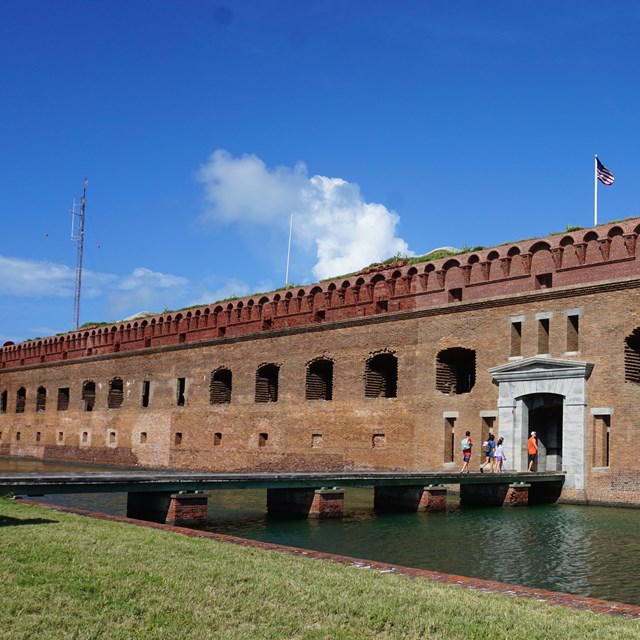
[531,431,537,436]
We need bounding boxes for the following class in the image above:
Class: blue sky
[2,1,640,343]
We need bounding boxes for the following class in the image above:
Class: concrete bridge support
[266,488,344,518]
[127,491,209,527]
[374,485,447,512]
[460,482,530,507]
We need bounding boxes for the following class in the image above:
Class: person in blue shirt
[479,433,496,473]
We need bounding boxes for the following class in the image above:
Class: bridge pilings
[266,488,344,518]
[127,491,208,527]
[460,482,531,507]
[374,485,447,512]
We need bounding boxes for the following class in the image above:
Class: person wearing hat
[527,431,538,471]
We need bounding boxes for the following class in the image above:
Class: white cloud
[197,150,412,279]
[189,278,252,306]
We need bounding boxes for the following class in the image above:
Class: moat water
[3,457,640,606]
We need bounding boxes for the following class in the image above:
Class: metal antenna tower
[70,178,88,330]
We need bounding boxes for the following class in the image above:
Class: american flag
[596,157,615,186]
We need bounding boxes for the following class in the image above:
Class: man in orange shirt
[527,431,538,471]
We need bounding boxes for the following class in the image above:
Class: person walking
[494,437,506,472]
[460,431,473,473]
[527,431,538,471]
[479,433,495,473]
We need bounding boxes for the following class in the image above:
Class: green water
[3,458,640,606]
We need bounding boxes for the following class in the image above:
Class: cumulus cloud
[0,256,188,317]
[197,150,412,279]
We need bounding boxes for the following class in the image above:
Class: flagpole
[594,154,598,227]
[285,213,293,287]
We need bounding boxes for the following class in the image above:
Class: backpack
[461,437,471,451]
[482,441,490,453]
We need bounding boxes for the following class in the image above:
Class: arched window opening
[82,380,96,412]
[15,387,26,413]
[625,328,640,383]
[255,364,279,403]
[306,359,333,401]
[436,348,476,395]
[108,378,124,409]
[1,390,7,413]
[365,353,398,398]
[36,386,46,412]
[210,368,232,404]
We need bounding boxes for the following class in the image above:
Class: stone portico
[489,356,594,491]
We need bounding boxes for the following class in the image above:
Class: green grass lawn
[1,498,639,640]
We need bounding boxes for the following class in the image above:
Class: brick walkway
[21,499,640,620]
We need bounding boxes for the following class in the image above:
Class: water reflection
[2,457,640,605]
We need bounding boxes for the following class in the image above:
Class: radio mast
[70,178,88,330]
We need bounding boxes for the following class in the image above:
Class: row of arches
[0,348,479,414]
[3,221,639,369]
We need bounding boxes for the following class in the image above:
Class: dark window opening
[255,364,279,403]
[365,353,398,398]
[142,381,151,408]
[145,338,152,348]
[210,369,232,404]
[16,431,21,441]
[593,415,610,468]
[217,326,226,338]
[538,318,550,354]
[262,319,272,331]
[214,432,222,446]
[82,381,96,412]
[179,333,186,343]
[375,300,388,314]
[436,348,476,395]
[108,378,124,409]
[16,387,26,413]
[625,328,640,383]
[36,431,41,442]
[140,432,147,444]
[536,273,553,289]
[311,433,323,448]
[258,432,268,447]
[372,433,386,448]
[511,321,522,357]
[567,315,579,352]
[444,417,455,462]
[35,387,46,412]
[57,388,70,411]
[448,288,463,303]
[174,432,183,445]
[81,431,88,443]
[109,431,116,444]
[0,390,7,413]
[177,378,186,406]
[306,359,333,401]
[481,416,495,444]
[314,310,326,322]
[58,431,64,443]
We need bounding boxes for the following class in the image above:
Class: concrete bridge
[0,470,565,527]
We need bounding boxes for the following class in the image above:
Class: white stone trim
[442,411,459,418]
[489,356,593,490]
[535,311,553,320]
[590,407,614,416]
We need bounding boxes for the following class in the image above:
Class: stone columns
[374,485,447,513]
[127,491,208,527]
[266,488,344,519]
[460,483,530,507]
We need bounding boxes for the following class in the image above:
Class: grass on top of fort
[1,499,639,640]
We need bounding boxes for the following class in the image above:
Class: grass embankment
[1,499,638,640]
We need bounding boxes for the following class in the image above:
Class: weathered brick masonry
[2,219,640,506]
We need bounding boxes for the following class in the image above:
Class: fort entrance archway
[524,393,563,472]
[489,357,593,490]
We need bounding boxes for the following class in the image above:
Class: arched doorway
[524,393,563,471]
[489,356,593,490]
